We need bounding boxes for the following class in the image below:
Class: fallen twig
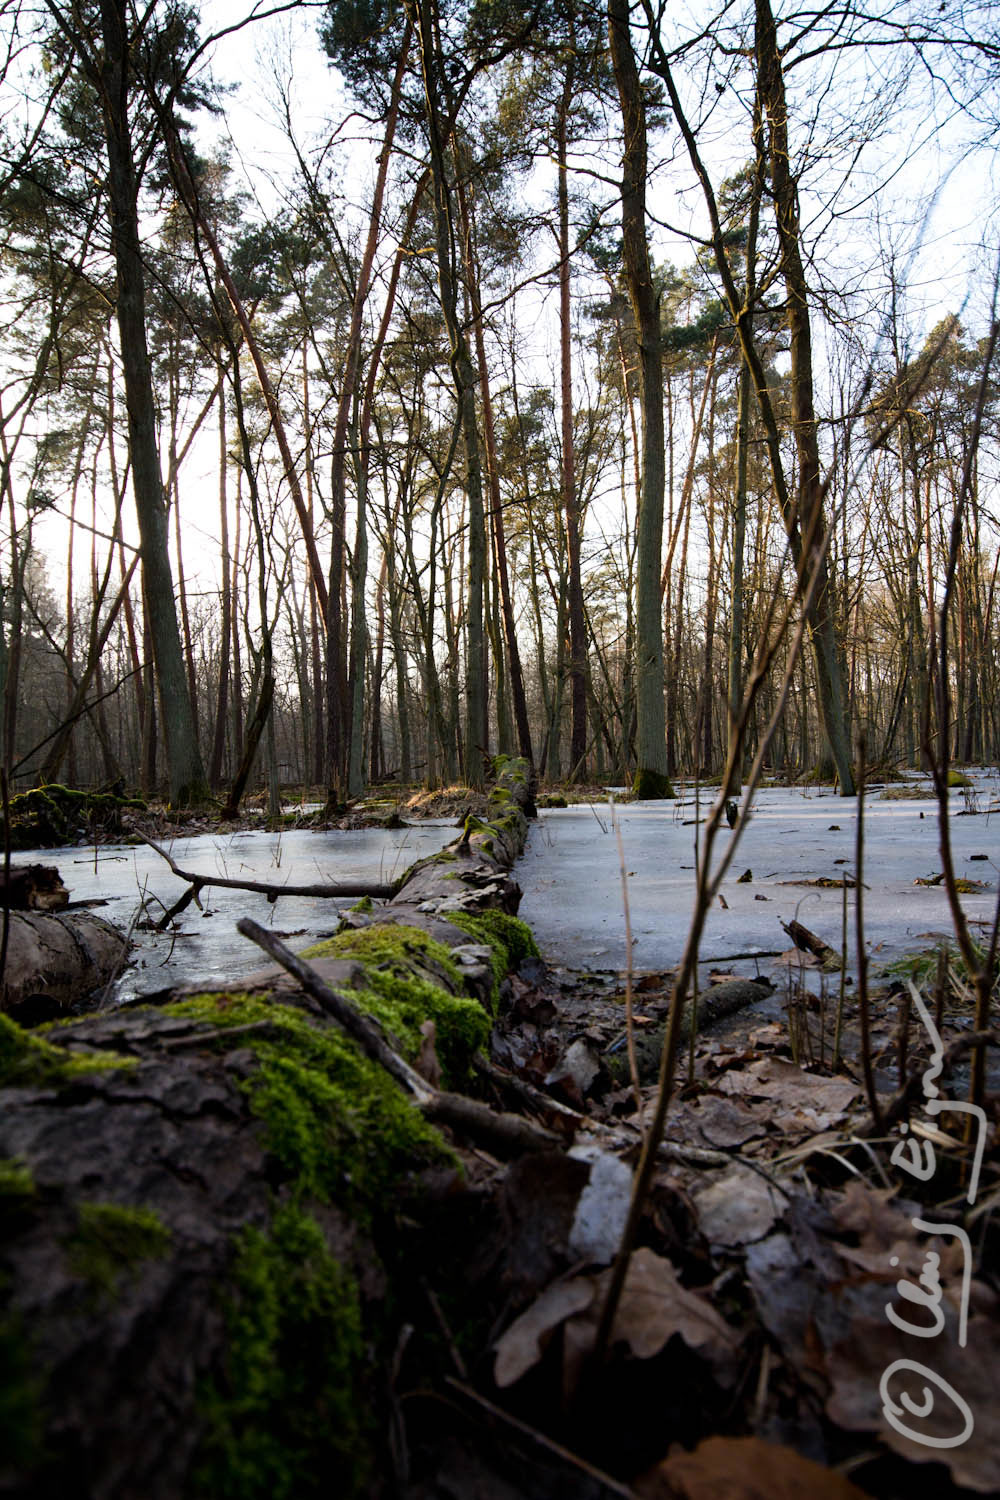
[237,917,434,1099]
[443,1378,639,1499]
[237,918,564,1157]
[144,835,396,930]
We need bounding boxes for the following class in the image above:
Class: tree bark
[557,46,588,779]
[608,0,672,798]
[752,0,855,793]
[408,0,487,788]
[95,0,207,806]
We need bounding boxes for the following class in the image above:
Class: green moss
[492,754,528,785]
[446,910,540,1004]
[0,1157,35,1204]
[196,1204,367,1500]
[302,922,464,990]
[947,769,974,788]
[349,894,374,914]
[165,993,451,1206]
[632,766,676,799]
[0,1014,135,1089]
[300,925,488,1084]
[65,1201,170,1296]
[4,783,146,849]
[461,813,493,842]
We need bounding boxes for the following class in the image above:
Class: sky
[16,0,1000,615]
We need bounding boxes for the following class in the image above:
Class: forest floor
[450,928,999,1500]
[432,771,999,1498]
[4,770,999,1496]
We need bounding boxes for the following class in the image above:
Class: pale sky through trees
[4,0,1000,801]
[134,0,1000,589]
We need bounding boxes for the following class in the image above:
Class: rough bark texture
[753,0,855,795]
[408,0,487,788]
[608,0,672,799]
[0,911,128,1021]
[96,0,207,806]
[0,759,538,1499]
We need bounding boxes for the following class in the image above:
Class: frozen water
[18,773,1000,1003]
[517,771,1000,982]
[18,821,458,1001]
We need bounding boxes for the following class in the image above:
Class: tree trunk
[608,0,672,798]
[457,176,533,765]
[209,376,232,790]
[557,48,588,779]
[96,0,206,806]
[754,0,855,794]
[409,0,487,788]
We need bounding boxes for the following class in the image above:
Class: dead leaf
[744,1229,847,1388]
[693,1165,789,1247]
[493,1276,596,1388]
[605,1248,740,1370]
[567,1145,632,1264]
[636,1435,869,1500]
[827,1313,1000,1492]
[831,1181,916,1249]
[693,1095,768,1148]
[545,1037,602,1097]
[494,1248,741,1395]
[775,947,822,967]
[716,1057,860,1121]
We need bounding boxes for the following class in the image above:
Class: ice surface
[516,772,1000,982]
[17,822,458,1001]
[17,773,1000,1003]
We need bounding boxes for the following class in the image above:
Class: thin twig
[443,1378,639,1499]
[0,770,11,1002]
[854,736,882,1130]
[236,916,434,1099]
[236,918,564,1157]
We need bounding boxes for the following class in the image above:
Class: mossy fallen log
[0,758,545,1498]
[2,785,146,851]
[0,995,452,1499]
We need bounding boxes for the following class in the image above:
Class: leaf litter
[446,898,1000,1498]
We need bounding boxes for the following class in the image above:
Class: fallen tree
[0,910,129,1023]
[7,760,995,1498]
[0,757,556,1499]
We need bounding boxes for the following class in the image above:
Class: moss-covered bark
[0,758,545,1497]
[2,784,146,850]
[0,993,454,1498]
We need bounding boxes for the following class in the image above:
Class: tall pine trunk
[608,0,672,798]
[97,0,206,805]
